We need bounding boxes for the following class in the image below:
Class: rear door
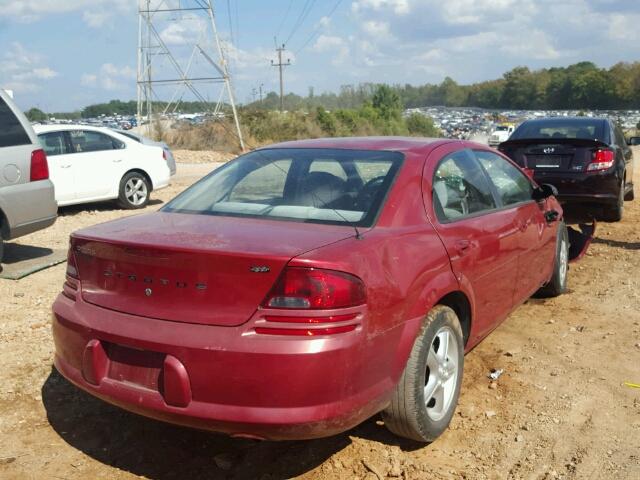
[424,146,520,341]
[67,129,124,200]
[474,150,556,303]
[38,131,75,204]
[0,94,34,189]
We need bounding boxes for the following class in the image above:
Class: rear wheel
[118,172,150,210]
[536,222,569,298]
[624,183,635,201]
[602,179,625,222]
[0,238,4,264]
[382,305,464,442]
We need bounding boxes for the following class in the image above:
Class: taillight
[66,243,79,279]
[587,149,615,172]
[30,149,49,181]
[62,243,79,301]
[262,267,366,310]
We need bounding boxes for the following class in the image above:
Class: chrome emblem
[250,266,270,273]
[543,147,555,154]
[145,288,152,296]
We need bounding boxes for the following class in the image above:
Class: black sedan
[499,117,635,221]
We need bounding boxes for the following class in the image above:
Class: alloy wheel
[424,326,460,422]
[125,178,148,206]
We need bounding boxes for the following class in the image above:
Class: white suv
[0,90,57,263]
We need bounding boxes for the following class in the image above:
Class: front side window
[38,132,68,157]
[432,150,496,222]
[0,97,30,148]
[163,148,403,227]
[69,130,124,153]
[475,151,533,206]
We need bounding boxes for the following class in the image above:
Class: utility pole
[251,88,258,103]
[271,44,290,112]
[259,83,264,104]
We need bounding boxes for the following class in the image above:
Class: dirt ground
[0,151,639,480]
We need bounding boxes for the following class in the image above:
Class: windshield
[163,148,404,227]
[495,126,510,132]
[510,119,606,141]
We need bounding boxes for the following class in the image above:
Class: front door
[424,146,520,341]
[474,149,556,303]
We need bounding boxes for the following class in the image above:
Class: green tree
[372,85,402,120]
[405,113,440,137]
[25,108,47,122]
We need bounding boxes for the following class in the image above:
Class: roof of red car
[263,136,458,154]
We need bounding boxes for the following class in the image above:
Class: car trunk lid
[499,138,610,173]
[71,212,354,326]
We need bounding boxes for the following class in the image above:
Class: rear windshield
[163,148,404,227]
[0,96,31,148]
[511,119,606,141]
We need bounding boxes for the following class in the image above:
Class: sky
[1,0,640,112]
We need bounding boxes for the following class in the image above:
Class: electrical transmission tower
[137,0,244,150]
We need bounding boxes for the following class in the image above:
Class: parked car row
[0,95,176,262]
[51,136,595,443]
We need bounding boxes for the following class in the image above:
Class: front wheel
[382,305,464,442]
[118,172,150,209]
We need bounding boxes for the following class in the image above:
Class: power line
[293,0,344,55]
[275,0,294,40]
[284,0,317,46]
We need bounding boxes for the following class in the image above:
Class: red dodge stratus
[52,137,591,442]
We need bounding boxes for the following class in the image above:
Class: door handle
[455,240,471,255]
[61,165,72,169]
[113,159,123,163]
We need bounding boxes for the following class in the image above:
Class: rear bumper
[533,169,621,206]
[51,293,400,440]
[0,180,57,240]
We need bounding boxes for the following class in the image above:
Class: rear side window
[38,132,69,156]
[0,97,31,147]
[69,130,124,153]
[433,150,496,222]
[475,151,533,206]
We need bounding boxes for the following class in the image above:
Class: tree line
[25,61,640,123]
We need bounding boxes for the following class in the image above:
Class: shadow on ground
[0,244,53,265]
[42,368,422,480]
[592,237,640,251]
[58,199,164,216]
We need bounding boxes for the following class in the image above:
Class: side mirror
[627,136,640,146]
[532,183,558,201]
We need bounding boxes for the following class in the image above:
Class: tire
[536,221,569,298]
[382,305,464,443]
[118,172,150,210]
[602,180,625,222]
[0,238,4,264]
[624,184,635,201]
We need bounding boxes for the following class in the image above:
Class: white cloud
[313,35,350,65]
[81,63,135,91]
[0,0,133,27]
[0,42,58,93]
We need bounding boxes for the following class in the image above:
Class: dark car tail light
[262,267,366,310]
[30,149,49,181]
[587,149,615,172]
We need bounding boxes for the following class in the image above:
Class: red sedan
[52,137,584,442]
